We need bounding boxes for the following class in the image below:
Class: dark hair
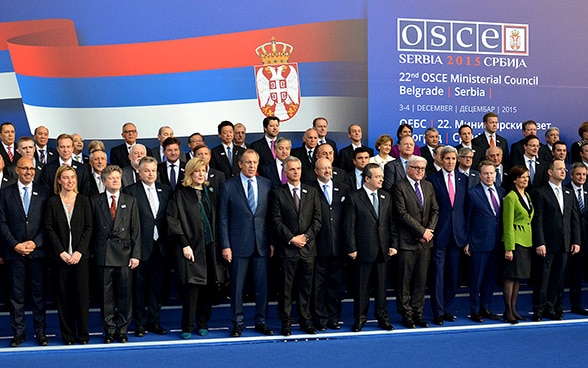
[353,146,371,159]
[523,135,540,145]
[396,123,413,140]
[217,120,234,134]
[508,165,529,182]
[362,163,380,180]
[262,116,280,129]
[483,112,498,122]
[458,125,472,135]
[162,137,180,150]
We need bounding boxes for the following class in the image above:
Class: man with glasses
[110,122,139,168]
[511,135,549,192]
[457,147,480,188]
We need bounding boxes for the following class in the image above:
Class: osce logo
[397,18,529,56]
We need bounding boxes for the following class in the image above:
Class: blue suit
[219,174,272,328]
[426,169,468,318]
[466,183,505,314]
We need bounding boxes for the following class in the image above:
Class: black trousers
[54,258,89,342]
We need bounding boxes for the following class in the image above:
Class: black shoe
[230,326,243,337]
[281,327,292,336]
[117,333,128,343]
[317,325,327,332]
[351,320,365,332]
[10,334,25,347]
[378,320,394,331]
[432,316,444,326]
[37,334,49,346]
[470,313,484,323]
[146,324,168,335]
[480,309,500,320]
[531,313,542,322]
[442,312,456,322]
[414,318,429,328]
[513,311,526,320]
[327,322,341,330]
[301,324,317,334]
[254,324,275,336]
[571,307,588,316]
[103,334,114,344]
[543,311,564,320]
[402,318,416,329]
[134,326,145,337]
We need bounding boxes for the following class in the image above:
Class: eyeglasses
[123,130,137,134]
[459,155,474,159]
[409,166,426,172]
[17,166,35,171]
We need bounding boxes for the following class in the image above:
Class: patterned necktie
[371,192,379,219]
[169,164,176,190]
[578,188,585,214]
[270,139,276,159]
[39,149,46,164]
[22,186,30,215]
[495,167,502,187]
[528,159,535,184]
[488,187,499,215]
[7,145,13,163]
[110,195,117,220]
[323,184,331,205]
[414,181,423,208]
[247,179,256,213]
[448,172,455,207]
[308,150,313,163]
[147,187,159,240]
[293,187,300,212]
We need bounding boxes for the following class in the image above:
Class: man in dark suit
[0,155,16,188]
[149,126,186,164]
[219,149,274,337]
[313,117,338,162]
[383,135,414,191]
[0,122,20,167]
[420,127,440,173]
[509,120,552,163]
[109,122,138,168]
[455,125,483,170]
[210,121,246,178]
[186,132,205,160]
[303,143,348,186]
[472,112,510,165]
[125,157,172,337]
[464,161,505,322]
[250,115,280,168]
[344,163,395,332]
[564,163,588,315]
[258,137,290,190]
[312,158,350,331]
[457,147,481,188]
[87,149,108,196]
[0,157,50,347]
[42,134,91,196]
[270,156,322,336]
[391,155,439,328]
[157,137,185,191]
[71,134,89,164]
[347,146,371,191]
[338,124,373,173]
[16,136,44,184]
[486,146,509,190]
[33,125,58,165]
[233,123,248,149]
[510,135,549,192]
[291,128,320,178]
[122,144,147,188]
[192,144,225,191]
[91,165,141,343]
[426,146,468,325]
[531,159,581,321]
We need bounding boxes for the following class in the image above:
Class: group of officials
[0,112,586,346]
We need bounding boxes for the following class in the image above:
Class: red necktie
[110,195,117,220]
[6,145,13,163]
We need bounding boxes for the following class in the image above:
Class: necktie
[247,179,257,213]
[96,174,105,193]
[227,146,233,166]
[147,187,159,240]
[110,195,117,220]
[323,184,331,205]
[414,182,423,208]
[308,150,313,163]
[22,186,30,215]
[293,187,300,212]
[448,172,455,206]
[320,139,325,145]
[555,187,564,213]
[169,164,176,190]
[280,163,287,184]
[578,188,585,214]
[490,134,495,147]
[7,145,13,162]
[495,167,502,187]
[488,187,499,215]
[528,159,535,184]
[39,149,46,164]
[371,192,379,219]
[270,139,276,159]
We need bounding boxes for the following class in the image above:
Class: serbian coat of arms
[254,37,300,121]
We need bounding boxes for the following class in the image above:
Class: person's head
[33,126,49,148]
[397,135,415,158]
[16,137,35,159]
[233,123,246,146]
[314,157,332,184]
[15,157,35,186]
[157,126,174,145]
[303,128,319,150]
[440,146,458,172]
[347,124,362,144]
[0,122,15,146]
[458,147,474,170]
[138,156,158,186]
[101,165,123,194]
[129,143,147,169]
[479,160,497,186]
[89,149,107,174]
[578,121,588,141]
[509,165,530,191]
[183,158,208,188]
[353,146,371,170]
[396,123,413,140]
[406,156,427,181]
[56,133,74,161]
[486,146,503,166]
[238,149,259,179]
[545,127,560,146]
[570,162,587,187]
[580,142,588,163]
[162,137,181,163]
[121,122,138,145]
[262,116,280,139]
[218,121,234,145]
[313,117,328,139]
[521,120,537,137]
[188,133,205,151]
[55,165,78,195]
[315,143,335,163]
[552,141,567,161]
[523,135,540,159]
[275,137,291,162]
[283,156,302,185]
[433,144,445,166]
[548,159,567,184]
[424,128,440,147]
[193,144,211,164]
[88,140,106,154]
[375,134,393,155]
[458,125,473,145]
[70,133,84,154]
[483,112,499,134]
[362,163,383,191]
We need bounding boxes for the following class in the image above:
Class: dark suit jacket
[302,165,349,187]
[109,143,132,168]
[319,138,339,162]
[510,156,549,192]
[338,144,373,173]
[157,161,186,189]
[472,132,510,164]
[0,182,50,260]
[250,137,275,168]
[455,143,484,170]
[121,166,138,188]
[42,160,91,196]
[0,143,21,167]
[219,175,272,257]
[91,192,142,266]
[426,170,468,248]
[532,184,581,253]
[210,144,245,178]
[0,170,16,188]
[466,183,505,252]
[460,169,481,188]
[34,147,58,165]
[270,183,322,258]
[565,182,588,244]
[258,160,283,190]
[509,139,552,164]
[207,167,225,192]
[149,145,187,164]
[391,178,439,251]
[344,188,394,262]
[313,180,349,258]
[383,158,407,191]
[419,145,436,174]
[291,145,318,176]
[44,194,93,261]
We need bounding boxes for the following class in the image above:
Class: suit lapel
[358,189,378,219]
[100,193,115,226]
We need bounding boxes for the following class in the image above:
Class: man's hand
[222,248,232,263]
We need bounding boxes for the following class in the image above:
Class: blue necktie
[323,184,331,205]
[414,182,423,208]
[247,179,256,213]
[371,192,379,219]
[22,186,30,215]
[227,146,233,166]
[169,164,176,190]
